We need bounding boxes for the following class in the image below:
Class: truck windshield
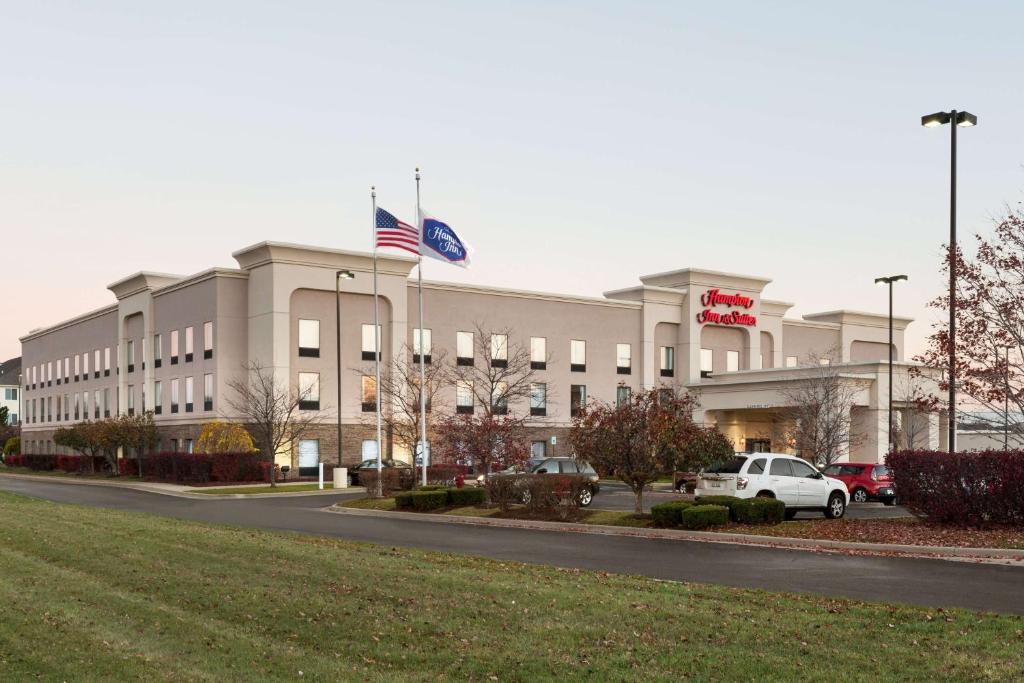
[705,456,747,474]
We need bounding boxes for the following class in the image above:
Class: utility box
[333,467,348,489]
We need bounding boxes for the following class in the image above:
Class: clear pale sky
[3,1,1023,362]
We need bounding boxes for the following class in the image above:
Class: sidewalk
[0,471,365,499]
[327,504,1024,565]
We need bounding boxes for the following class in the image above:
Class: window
[726,350,740,373]
[660,346,674,377]
[185,377,194,412]
[570,340,586,372]
[413,328,432,364]
[785,356,797,368]
[700,348,713,378]
[170,331,179,364]
[529,382,547,416]
[127,340,135,373]
[298,319,320,357]
[361,324,381,360]
[101,348,110,376]
[790,460,818,478]
[361,376,377,411]
[570,384,586,417]
[203,321,213,359]
[490,334,508,368]
[153,334,162,368]
[102,389,110,418]
[74,354,80,381]
[456,380,474,414]
[297,372,319,410]
[47,361,52,386]
[748,458,767,475]
[184,439,194,454]
[298,439,320,473]
[93,349,100,378]
[154,380,162,415]
[616,343,631,375]
[769,458,794,477]
[63,357,69,382]
[74,393,80,420]
[491,381,509,415]
[47,396,52,422]
[94,393,100,419]
[185,326,194,362]
[616,385,631,407]
[171,379,180,413]
[819,358,831,366]
[456,331,474,366]
[170,438,179,452]
[204,373,214,411]
[127,385,135,415]
[82,352,89,378]
[530,337,546,370]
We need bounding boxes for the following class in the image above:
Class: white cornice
[152,268,249,298]
[418,280,642,309]
[232,241,416,276]
[640,267,772,292]
[19,304,119,343]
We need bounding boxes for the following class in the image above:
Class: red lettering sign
[697,288,757,326]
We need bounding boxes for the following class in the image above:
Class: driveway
[1,475,1021,616]
[593,480,913,519]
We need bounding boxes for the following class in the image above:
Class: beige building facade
[19,241,945,470]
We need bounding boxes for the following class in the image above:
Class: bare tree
[226,361,323,486]
[779,352,862,466]
[453,322,550,417]
[894,370,941,450]
[360,345,452,461]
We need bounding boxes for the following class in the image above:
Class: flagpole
[372,187,383,497]
[416,167,428,487]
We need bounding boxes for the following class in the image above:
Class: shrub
[694,495,744,521]
[5,454,24,468]
[888,449,1024,526]
[394,491,415,509]
[3,436,20,456]
[447,486,486,507]
[16,454,58,471]
[112,452,274,484]
[732,497,785,525]
[485,474,525,512]
[650,501,693,527]
[55,455,106,475]
[680,504,729,530]
[425,463,467,486]
[524,475,589,520]
[409,490,448,511]
[416,485,446,492]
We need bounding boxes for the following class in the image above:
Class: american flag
[375,207,420,255]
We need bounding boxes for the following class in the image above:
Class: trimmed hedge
[732,497,785,525]
[396,487,487,510]
[694,495,743,520]
[680,504,729,530]
[650,501,693,527]
[447,487,486,507]
[888,449,1024,526]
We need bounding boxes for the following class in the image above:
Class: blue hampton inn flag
[419,211,471,268]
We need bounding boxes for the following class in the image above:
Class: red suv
[821,463,896,505]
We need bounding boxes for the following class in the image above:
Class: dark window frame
[456,404,474,415]
[530,407,546,417]
[530,361,546,370]
[456,356,474,367]
[204,349,213,360]
[570,363,586,373]
[298,347,320,358]
[298,400,319,411]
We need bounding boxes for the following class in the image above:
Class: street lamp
[336,270,355,474]
[1002,345,1013,450]
[921,108,977,452]
[875,274,908,453]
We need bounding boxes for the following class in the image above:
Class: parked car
[348,458,412,486]
[821,462,896,505]
[482,457,601,506]
[695,453,849,519]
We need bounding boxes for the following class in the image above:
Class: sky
[2,1,1023,362]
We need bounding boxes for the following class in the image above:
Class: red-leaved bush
[55,455,106,474]
[119,452,276,484]
[887,449,1024,526]
[5,454,58,471]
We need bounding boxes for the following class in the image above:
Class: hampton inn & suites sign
[695,288,757,327]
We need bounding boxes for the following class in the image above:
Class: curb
[325,505,1024,564]
[0,472,365,500]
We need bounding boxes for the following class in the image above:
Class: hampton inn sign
[695,288,757,327]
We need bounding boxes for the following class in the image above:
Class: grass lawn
[2,492,1023,681]
[194,483,337,495]
[726,518,1024,550]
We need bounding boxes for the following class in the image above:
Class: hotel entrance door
[744,439,771,453]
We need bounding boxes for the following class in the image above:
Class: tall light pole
[875,274,907,452]
[1003,345,1012,450]
[922,109,977,453]
[336,270,355,472]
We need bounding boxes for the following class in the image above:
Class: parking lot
[592,480,912,519]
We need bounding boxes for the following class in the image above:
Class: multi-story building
[19,241,945,470]
[0,356,21,427]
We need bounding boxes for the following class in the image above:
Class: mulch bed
[727,518,1024,549]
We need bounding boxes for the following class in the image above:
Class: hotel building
[19,241,945,470]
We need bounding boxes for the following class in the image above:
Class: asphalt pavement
[1,475,1022,616]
